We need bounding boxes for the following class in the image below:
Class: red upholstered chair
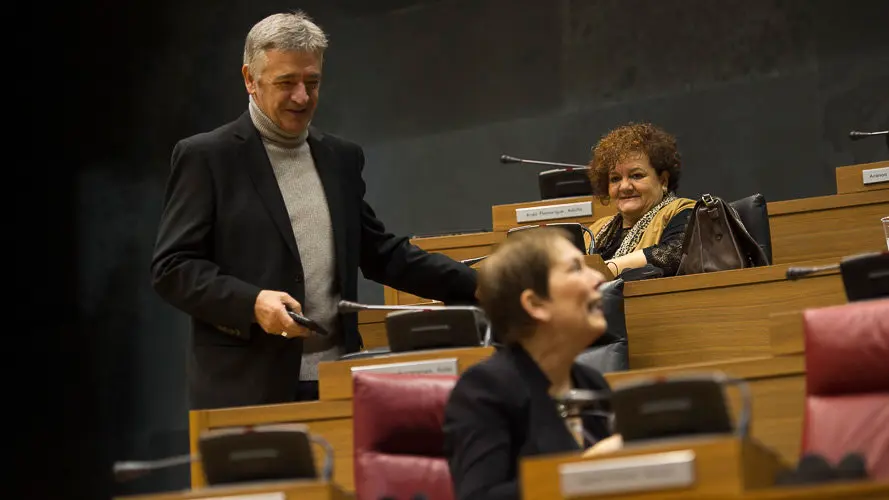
[802,298,889,479]
[353,372,458,500]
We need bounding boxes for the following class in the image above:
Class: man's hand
[254,290,310,338]
[582,434,623,458]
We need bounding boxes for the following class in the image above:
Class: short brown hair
[588,122,682,204]
[477,227,570,344]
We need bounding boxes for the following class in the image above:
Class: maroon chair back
[802,299,889,479]
[353,372,458,500]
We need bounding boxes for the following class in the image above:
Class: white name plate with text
[199,493,284,500]
[559,450,696,497]
[516,201,593,223]
[862,166,889,185]
[351,357,459,376]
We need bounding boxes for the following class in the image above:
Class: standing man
[151,11,477,409]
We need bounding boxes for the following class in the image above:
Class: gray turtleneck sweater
[248,97,343,381]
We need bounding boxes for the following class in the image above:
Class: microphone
[338,300,454,313]
[786,263,840,279]
[113,454,197,482]
[787,252,888,301]
[500,154,588,170]
[848,130,888,140]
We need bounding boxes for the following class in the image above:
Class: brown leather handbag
[677,194,770,275]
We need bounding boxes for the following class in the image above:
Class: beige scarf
[589,194,697,258]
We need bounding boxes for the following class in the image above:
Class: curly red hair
[588,122,682,203]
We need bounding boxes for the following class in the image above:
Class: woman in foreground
[443,227,621,500]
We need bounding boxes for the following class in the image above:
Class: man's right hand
[254,290,310,338]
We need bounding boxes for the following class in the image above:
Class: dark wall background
[52,0,887,497]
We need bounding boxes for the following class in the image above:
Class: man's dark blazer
[151,111,477,410]
[443,344,612,500]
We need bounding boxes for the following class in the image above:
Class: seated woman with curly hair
[586,122,696,277]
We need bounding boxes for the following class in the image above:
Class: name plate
[862,166,889,185]
[516,201,593,223]
[559,450,696,497]
[200,493,284,500]
[351,357,459,376]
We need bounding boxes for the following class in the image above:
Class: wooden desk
[491,196,617,232]
[190,347,492,490]
[189,401,354,490]
[585,254,614,280]
[604,355,806,466]
[119,480,352,500]
[358,309,389,349]
[835,160,889,194]
[190,353,806,492]
[522,436,887,500]
[623,259,845,369]
[318,346,494,400]
[769,310,805,356]
[521,435,786,499]
[768,190,888,264]
[384,231,503,305]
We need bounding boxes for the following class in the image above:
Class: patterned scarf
[595,192,677,258]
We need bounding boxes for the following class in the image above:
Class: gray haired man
[151,11,477,409]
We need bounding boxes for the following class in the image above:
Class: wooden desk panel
[189,401,354,491]
[521,435,785,500]
[491,196,617,232]
[768,191,888,264]
[735,481,889,499]
[836,160,889,194]
[605,355,806,466]
[358,309,389,349]
[769,310,805,356]
[318,347,494,400]
[384,232,503,304]
[623,260,845,369]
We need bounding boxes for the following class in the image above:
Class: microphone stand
[848,130,889,150]
[113,454,197,482]
[500,154,588,170]
[786,263,841,280]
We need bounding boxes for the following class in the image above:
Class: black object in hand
[286,308,330,336]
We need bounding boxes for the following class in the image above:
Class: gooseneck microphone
[786,263,841,280]
[500,154,588,169]
[338,300,454,313]
[848,130,888,140]
[113,454,197,482]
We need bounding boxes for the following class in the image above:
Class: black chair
[729,193,773,265]
[574,278,628,373]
